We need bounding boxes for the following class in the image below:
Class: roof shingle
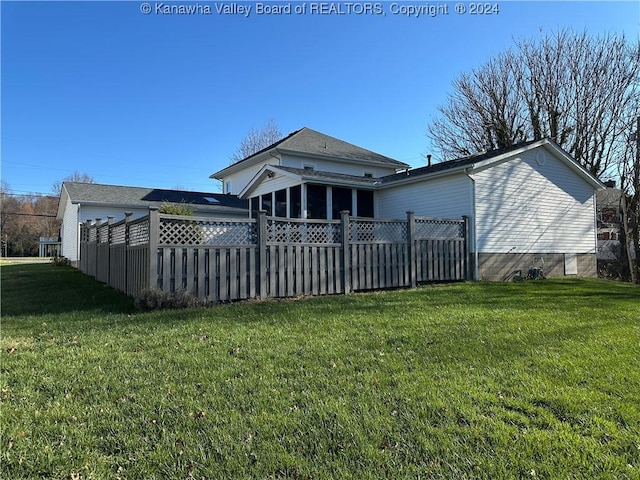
[63,182,248,211]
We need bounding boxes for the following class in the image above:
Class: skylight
[203,197,220,204]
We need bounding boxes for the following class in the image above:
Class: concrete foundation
[477,253,597,282]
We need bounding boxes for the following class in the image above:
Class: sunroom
[239,165,378,220]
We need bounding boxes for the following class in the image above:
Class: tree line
[1,173,94,257]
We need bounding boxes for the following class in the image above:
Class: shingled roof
[380,139,543,184]
[273,127,408,167]
[59,182,248,217]
[212,127,409,179]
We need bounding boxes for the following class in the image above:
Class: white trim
[238,165,302,198]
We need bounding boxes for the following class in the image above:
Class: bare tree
[428,30,640,180]
[229,118,283,164]
[618,115,640,283]
[52,171,95,196]
[429,51,528,159]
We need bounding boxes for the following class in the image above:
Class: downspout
[269,149,281,165]
[465,168,479,280]
[76,203,81,265]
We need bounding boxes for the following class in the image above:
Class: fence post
[124,212,133,295]
[93,218,102,279]
[462,215,471,281]
[148,207,159,291]
[86,220,93,273]
[79,221,87,273]
[407,211,417,288]
[106,216,114,286]
[341,210,351,294]
[257,210,268,299]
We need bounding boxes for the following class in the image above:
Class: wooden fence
[79,209,470,301]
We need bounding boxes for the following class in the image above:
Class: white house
[211,128,604,280]
[56,182,248,264]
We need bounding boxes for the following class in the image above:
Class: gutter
[378,163,470,189]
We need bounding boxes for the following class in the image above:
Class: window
[250,197,259,218]
[357,190,374,218]
[225,180,232,194]
[275,189,287,217]
[290,185,302,218]
[332,187,352,219]
[261,194,272,216]
[364,172,374,178]
[306,184,327,219]
[303,164,315,171]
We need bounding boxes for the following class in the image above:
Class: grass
[1,264,639,479]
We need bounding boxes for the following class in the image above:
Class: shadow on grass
[1,264,134,316]
[414,279,640,311]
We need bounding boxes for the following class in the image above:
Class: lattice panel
[88,228,97,243]
[159,218,256,246]
[111,223,126,245]
[349,220,407,243]
[129,220,150,246]
[267,219,341,244]
[415,220,464,239]
[97,225,109,243]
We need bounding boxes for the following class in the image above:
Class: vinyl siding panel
[377,174,472,219]
[224,159,280,194]
[79,206,148,224]
[281,154,399,178]
[473,148,597,253]
[250,174,301,198]
[60,198,79,261]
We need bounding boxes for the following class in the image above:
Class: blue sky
[1,1,638,195]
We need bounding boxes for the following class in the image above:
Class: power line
[2,212,58,218]
[1,191,58,198]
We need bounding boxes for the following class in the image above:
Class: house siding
[250,174,301,198]
[80,206,149,224]
[376,174,472,219]
[281,153,399,178]
[60,197,79,262]
[224,158,280,195]
[472,148,597,254]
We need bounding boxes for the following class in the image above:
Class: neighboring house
[596,182,623,261]
[212,128,604,280]
[56,182,248,264]
[596,181,636,262]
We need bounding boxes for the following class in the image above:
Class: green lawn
[1,264,639,479]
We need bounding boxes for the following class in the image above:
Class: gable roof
[239,165,379,198]
[380,138,604,190]
[211,127,409,179]
[57,182,248,219]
